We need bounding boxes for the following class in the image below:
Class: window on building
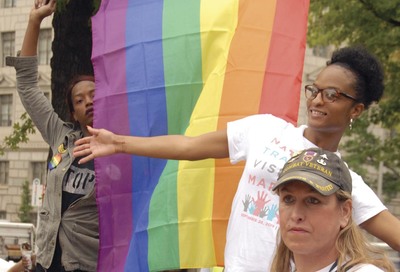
[38,29,52,65]
[0,161,9,185]
[0,211,6,220]
[0,94,12,127]
[1,32,15,66]
[2,0,16,8]
[32,161,46,183]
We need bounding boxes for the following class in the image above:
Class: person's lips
[289,227,308,233]
[86,107,94,117]
[309,108,327,117]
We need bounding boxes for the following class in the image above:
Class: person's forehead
[315,65,356,89]
[72,80,95,95]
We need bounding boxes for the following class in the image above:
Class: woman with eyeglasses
[73,46,400,271]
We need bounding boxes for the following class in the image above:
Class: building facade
[0,0,52,223]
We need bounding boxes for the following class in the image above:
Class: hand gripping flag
[91,0,310,271]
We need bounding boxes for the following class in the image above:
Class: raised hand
[31,0,56,21]
[20,0,56,57]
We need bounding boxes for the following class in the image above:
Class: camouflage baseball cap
[272,148,352,195]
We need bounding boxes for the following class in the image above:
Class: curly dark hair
[326,46,384,109]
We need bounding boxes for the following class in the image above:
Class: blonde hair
[270,190,395,272]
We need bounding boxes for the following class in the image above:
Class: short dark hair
[66,74,95,118]
[327,46,384,109]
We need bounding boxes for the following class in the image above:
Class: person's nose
[290,202,306,223]
[311,91,325,105]
[85,95,93,105]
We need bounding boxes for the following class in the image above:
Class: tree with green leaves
[19,180,33,223]
[308,0,400,199]
[0,113,35,155]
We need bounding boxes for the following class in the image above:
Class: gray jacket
[7,56,98,271]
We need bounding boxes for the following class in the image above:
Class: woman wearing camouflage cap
[271,148,395,272]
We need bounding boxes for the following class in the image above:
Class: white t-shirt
[309,262,385,272]
[225,114,386,272]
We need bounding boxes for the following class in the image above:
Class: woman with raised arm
[74,46,400,271]
[6,1,98,271]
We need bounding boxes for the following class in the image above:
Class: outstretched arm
[361,210,400,252]
[73,126,230,164]
[20,0,56,57]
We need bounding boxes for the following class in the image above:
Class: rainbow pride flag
[91,0,309,271]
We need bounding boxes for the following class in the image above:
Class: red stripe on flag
[259,0,309,124]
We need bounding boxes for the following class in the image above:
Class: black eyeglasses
[305,85,358,103]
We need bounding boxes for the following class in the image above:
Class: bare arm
[7,261,23,272]
[20,0,56,57]
[361,210,400,252]
[74,126,230,164]
[7,254,36,272]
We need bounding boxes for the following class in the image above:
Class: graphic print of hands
[249,203,255,214]
[259,206,268,218]
[266,203,278,221]
[252,191,271,216]
[242,194,252,212]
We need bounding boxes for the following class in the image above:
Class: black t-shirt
[61,158,95,214]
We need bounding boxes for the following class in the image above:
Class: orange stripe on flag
[214,0,278,265]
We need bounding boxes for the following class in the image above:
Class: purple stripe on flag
[91,0,133,271]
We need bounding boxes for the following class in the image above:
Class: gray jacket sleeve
[6,56,71,147]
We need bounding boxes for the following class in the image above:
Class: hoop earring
[349,118,353,130]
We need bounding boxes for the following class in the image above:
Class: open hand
[74,126,119,164]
